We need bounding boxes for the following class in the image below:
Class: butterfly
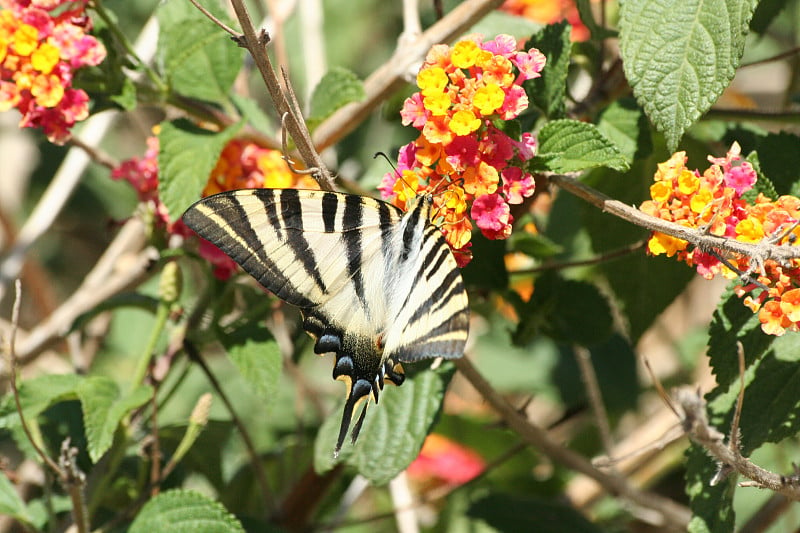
[183,188,469,456]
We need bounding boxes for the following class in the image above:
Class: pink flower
[407,434,485,486]
[472,193,513,239]
[512,49,547,82]
[400,92,427,128]
[499,85,528,120]
[501,166,535,204]
[724,162,757,195]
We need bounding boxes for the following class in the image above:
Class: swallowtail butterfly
[183,188,469,455]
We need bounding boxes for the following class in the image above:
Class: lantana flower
[640,143,800,335]
[382,34,546,266]
[0,0,106,143]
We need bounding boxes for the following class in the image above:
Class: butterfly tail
[334,379,373,458]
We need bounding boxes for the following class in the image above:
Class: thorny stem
[675,388,800,500]
[548,174,800,265]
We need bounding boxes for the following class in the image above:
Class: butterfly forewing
[182,188,469,455]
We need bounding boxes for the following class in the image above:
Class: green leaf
[157,0,243,103]
[158,118,244,221]
[535,119,629,173]
[468,493,605,533]
[581,163,694,343]
[619,0,757,151]
[706,285,774,390]
[220,324,281,406]
[470,10,544,40]
[685,443,736,533]
[0,374,83,429]
[513,271,612,346]
[507,231,562,259]
[750,0,790,34]
[596,98,653,163]
[755,132,800,196]
[737,334,800,453]
[575,0,617,40]
[314,363,455,485]
[461,233,509,290]
[129,489,245,533]
[308,67,365,124]
[0,473,34,527]
[231,93,274,135]
[76,377,153,463]
[525,20,571,119]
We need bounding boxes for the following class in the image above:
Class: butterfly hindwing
[183,188,469,455]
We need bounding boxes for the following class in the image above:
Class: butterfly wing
[380,196,470,364]
[183,188,405,454]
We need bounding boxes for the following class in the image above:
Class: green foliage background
[2,0,800,532]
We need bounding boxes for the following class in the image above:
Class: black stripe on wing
[342,194,367,310]
[182,191,319,308]
[274,189,328,295]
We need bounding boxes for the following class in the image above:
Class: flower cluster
[380,35,545,266]
[113,134,315,279]
[0,0,106,143]
[640,144,800,336]
[500,0,589,42]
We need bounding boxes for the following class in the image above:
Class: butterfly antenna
[374,151,418,198]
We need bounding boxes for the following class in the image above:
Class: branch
[223,0,335,191]
[5,218,153,369]
[311,0,506,151]
[453,356,692,529]
[549,174,800,263]
[675,387,800,500]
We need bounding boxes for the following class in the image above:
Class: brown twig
[226,0,335,191]
[548,174,800,264]
[574,346,615,455]
[511,240,646,275]
[675,388,800,500]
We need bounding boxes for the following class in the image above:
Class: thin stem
[185,340,276,515]
[574,346,615,455]
[7,281,62,475]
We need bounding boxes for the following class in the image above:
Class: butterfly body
[183,189,469,455]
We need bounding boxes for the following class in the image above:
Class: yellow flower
[12,24,39,57]
[473,83,505,116]
[689,188,712,213]
[647,232,687,257]
[650,181,671,203]
[31,41,59,74]
[449,109,481,136]
[735,218,764,243]
[677,170,699,195]
[423,92,451,116]
[30,74,63,107]
[451,40,480,69]
[417,67,449,96]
